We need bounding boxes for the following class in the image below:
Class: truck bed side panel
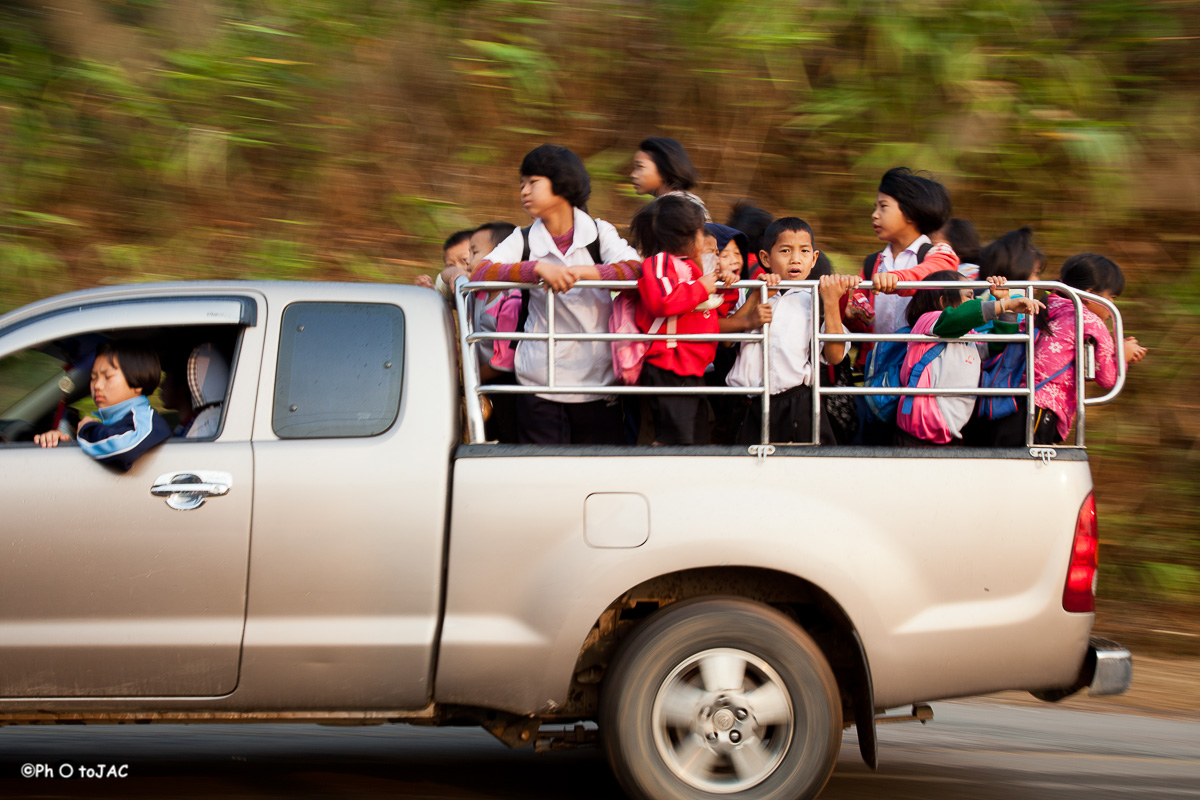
[437,449,1093,714]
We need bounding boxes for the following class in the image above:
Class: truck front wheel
[600,597,842,800]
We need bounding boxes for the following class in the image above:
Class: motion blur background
[0,1,1196,635]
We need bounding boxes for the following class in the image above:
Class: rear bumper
[1030,635,1132,703]
[1086,636,1133,696]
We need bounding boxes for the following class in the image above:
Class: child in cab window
[1025,254,1147,445]
[895,272,1044,447]
[470,143,642,445]
[726,218,857,445]
[631,195,735,445]
[33,342,171,471]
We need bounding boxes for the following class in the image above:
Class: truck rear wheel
[600,597,842,800]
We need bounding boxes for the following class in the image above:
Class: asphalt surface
[0,702,1197,799]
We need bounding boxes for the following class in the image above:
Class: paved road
[0,702,1197,798]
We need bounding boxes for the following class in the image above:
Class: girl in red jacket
[631,195,736,444]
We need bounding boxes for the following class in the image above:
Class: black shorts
[516,393,625,445]
[737,383,835,445]
[484,371,519,444]
[962,399,1060,447]
[639,362,710,445]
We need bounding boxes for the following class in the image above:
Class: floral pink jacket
[1034,294,1118,441]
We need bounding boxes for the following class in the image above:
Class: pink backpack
[610,292,668,385]
[488,290,523,372]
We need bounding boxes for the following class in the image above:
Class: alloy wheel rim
[650,647,795,793]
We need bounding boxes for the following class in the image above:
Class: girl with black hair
[630,137,710,220]
[469,143,642,445]
[631,196,735,444]
[1018,254,1147,445]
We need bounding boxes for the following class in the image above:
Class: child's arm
[931,294,1043,338]
[637,254,715,317]
[873,242,960,295]
[719,274,781,332]
[820,275,858,364]
[568,220,643,282]
[1082,311,1135,389]
[468,227,578,292]
[77,402,170,472]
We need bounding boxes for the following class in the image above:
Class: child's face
[520,174,569,220]
[872,192,916,245]
[762,229,818,281]
[1084,289,1117,320]
[468,229,494,268]
[718,239,742,276]
[443,240,471,272]
[701,234,718,259]
[91,352,141,409]
[685,229,708,262]
[630,151,663,196]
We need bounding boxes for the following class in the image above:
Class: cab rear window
[272,302,405,439]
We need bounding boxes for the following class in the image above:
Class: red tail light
[1063,493,1098,612]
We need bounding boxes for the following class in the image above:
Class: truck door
[0,295,262,697]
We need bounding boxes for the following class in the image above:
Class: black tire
[600,597,842,800]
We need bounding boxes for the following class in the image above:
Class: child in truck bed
[631,195,735,445]
[469,144,641,445]
[1029,254,1147,444]
[726,218,857,444]
[895,273,1044,446]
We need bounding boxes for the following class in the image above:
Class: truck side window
[273,302,405,439]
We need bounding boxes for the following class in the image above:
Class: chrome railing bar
[810,285,820,446]
[761,281,771,445]
[1026,292,1036,448]
[479,384,1042,397]
[1080,290,1126,406]
[456,279,1128,448]
[546,288,556,389]
[452,275,488,443]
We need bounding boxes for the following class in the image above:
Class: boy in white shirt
[726,218,857,444]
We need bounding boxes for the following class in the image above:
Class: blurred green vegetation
[0,0,1197,606]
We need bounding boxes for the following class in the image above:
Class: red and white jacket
[635,252,719,377]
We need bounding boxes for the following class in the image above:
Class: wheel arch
[565,566,877,767]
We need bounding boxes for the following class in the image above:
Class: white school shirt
[874,234,931,335]
[725,288,832,394]
[484,207,639,403]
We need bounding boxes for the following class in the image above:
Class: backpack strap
[1034,362,1071,391]
[862,252,880,281]
[863,242,933,281]
[516,221,604,349]
[899,343,947,415]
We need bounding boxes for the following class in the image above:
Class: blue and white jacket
[77,395,171,472]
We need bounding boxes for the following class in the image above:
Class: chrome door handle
[151,471,232,511]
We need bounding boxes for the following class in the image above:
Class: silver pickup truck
[0,280,1132,800]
